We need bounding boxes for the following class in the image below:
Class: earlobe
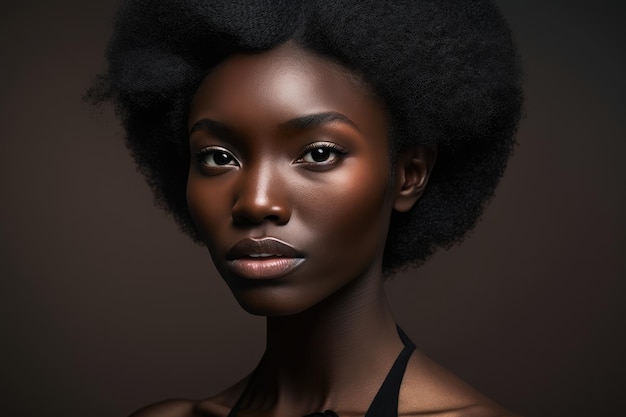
[393,145,437,212]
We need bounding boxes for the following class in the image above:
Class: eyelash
[296,142,348,165]
[192,142,348,171]
[194,147,240,168]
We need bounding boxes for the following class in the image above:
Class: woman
[89,0,523,416]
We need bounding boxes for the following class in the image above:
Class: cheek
[186,173,230,246]
[294,160,394,265]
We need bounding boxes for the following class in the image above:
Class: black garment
[226,327,416,417]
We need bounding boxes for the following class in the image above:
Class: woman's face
[187,43,400,316]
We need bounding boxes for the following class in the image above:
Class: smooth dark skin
[131,43,512,417]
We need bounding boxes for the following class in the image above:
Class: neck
[247,271,404,416]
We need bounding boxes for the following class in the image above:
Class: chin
[231,285,321,317]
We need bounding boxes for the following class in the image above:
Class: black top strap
[227,326,415,417]
[363,326,416,417]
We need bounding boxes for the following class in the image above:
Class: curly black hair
[88,0,523,274]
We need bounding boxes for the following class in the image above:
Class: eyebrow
[278,111,360,131]
[189,118,240,141]
[189,111,359,137]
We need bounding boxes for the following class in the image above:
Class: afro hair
[88,0,523,274]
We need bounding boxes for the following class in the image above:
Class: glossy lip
[225,237,305,280]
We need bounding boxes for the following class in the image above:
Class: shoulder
[417,403,520,417]
[127,376,250,417]
[401,401,518,417]
[127,398,235,417]
[440,404,521,417]
[400,350,517,417]
[127,399,197,417]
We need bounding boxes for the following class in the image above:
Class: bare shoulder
[400,350,517,417]
[128,399,197,417]
[128,376,250,417]
[127,397,233,417]
[409,403,520,417]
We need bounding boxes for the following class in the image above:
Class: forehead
[188,42,387,138]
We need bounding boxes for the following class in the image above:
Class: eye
[297,142,347,165]
[194,147,240,168]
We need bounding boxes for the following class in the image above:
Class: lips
[225,237,305,279]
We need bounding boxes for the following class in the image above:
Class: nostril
[231,168,292,226]
[264,214,280,221]
[231,201,290,226]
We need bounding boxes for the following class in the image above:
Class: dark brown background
[1,1,624,416]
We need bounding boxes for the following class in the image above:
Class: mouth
[225,237,305,279]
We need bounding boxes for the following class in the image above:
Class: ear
[392,145,437,212]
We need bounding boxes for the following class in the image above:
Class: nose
[231,160,291,226]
